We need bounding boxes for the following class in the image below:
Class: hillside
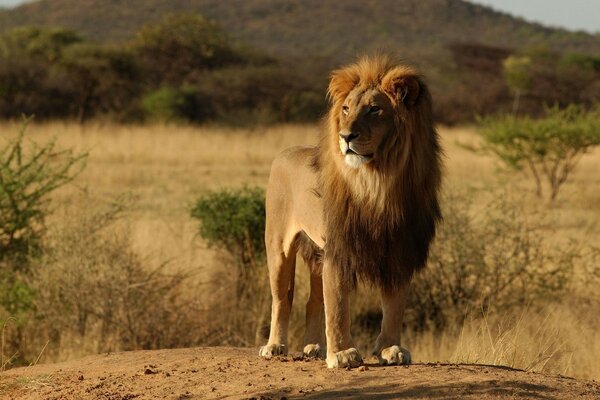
[2,347,600,399]
[1,0,600,66]
[0,1,598,124]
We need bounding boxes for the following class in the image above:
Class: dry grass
[1,121,599,379]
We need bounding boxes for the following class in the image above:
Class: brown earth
[1,347,599,400]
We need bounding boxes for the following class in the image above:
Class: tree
[0,26,81,62]
[133,13,240,85]
[60,44,141,123]
[503,55,532,116]
[0,27,81,119]
[479,105,600,201]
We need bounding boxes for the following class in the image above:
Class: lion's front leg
[322,259,362,368]
[372,283,412,365]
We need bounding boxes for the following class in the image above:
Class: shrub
[141,86,211,123]
[30,200,203,359]
[479,105,600,201]
[191,186,268,345]
[0,120,85,266]
[0,120,85,365]
[191,186,266,271]
[406,190,578,333]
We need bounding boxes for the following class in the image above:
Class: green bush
[0,120,86,266]
[0,120,86,365]
[479,105,600,200]
[191,186,268,345]
[141,86,211,123]
[191,186,266,270]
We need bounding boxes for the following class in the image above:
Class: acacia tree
[480,105,600,201]
[503,55,532,116]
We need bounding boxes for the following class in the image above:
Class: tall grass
[0,122,598,380]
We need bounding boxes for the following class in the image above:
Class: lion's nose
[339,132,359,143]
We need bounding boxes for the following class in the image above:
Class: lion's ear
[382,71,420,106]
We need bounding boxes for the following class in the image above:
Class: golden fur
[315,55,442,292]
[259,55,442,368]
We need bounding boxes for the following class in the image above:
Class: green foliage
[0,120,86,364]
[0,27,141,122]
[559,53,600,72]
[0,26,81,61]
[191,186,269,344]
[0,274,35,323]
[479,105,600,200]
[191,186,266,269]
[0,27,81,119]
[0,119,86,264]
[141,86,209,123]
[1,5,599,124]
[133,13,240,85]
[60,43,142,123]
[503,55,533,115]
[503,56,532,93]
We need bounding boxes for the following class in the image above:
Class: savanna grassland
[1,121,599,384]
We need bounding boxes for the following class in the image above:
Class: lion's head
[316,55,442,291]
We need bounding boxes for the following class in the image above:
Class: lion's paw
[303,343,325,359]
[326,348,362,369]
[376,345,411,365]
[259,343,287,358]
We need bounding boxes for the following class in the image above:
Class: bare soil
[1,347,599,399]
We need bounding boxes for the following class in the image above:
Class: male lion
[259,55,442,368]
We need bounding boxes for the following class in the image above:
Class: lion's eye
[369,106,381,114]
[342,105,349,115]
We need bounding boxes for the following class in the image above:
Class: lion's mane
[314,55,442,292]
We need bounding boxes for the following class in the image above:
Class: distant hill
[1,0,598,124]
[1,0,599,67]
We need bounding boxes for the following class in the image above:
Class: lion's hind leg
[298,234,325,359]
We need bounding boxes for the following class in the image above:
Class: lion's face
[337,87,397,169]
[327,58,422,171]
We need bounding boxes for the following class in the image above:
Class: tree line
[0,14,326,125]
[0,13,599,125]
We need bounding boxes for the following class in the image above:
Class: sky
[0,0,598,33]
[468,0,600,33]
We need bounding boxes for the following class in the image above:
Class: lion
[259,55,442,368]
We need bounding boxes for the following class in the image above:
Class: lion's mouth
[346,149,373,159]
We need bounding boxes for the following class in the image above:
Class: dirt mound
[1,347,599,399]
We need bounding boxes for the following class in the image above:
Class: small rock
[78,375,84,381]
[358,366,369,372]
